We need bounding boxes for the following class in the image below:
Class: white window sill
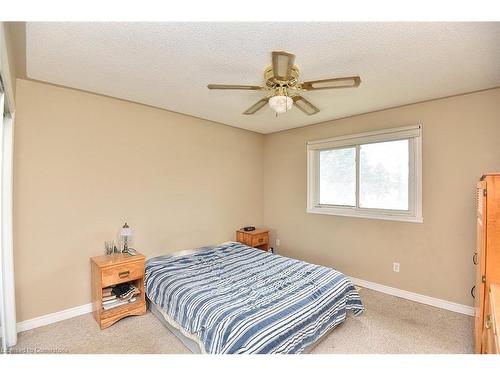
[307,206,423,223]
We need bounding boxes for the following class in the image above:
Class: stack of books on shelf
[102,283,140,310]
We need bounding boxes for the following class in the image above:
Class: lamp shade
[119,223,133,237]
[268,95,293,114]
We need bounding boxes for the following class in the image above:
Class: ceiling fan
[207,51,361,116]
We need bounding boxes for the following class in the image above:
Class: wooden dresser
[236,228,270,251]
[91,253,146,329]
[474,174,500,353]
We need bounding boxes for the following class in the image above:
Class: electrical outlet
[276,239,281,246]
[393,262,400,273]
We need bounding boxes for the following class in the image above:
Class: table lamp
[119,222,133,253]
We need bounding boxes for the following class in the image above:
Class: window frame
[307,125,423,223]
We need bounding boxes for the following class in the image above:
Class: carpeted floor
[11,288,473,354]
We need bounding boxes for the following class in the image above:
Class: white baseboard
[350,277,475,316]
[14,277,474,334]
[16,303,93,333]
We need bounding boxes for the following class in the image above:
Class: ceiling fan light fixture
[268,95,293,114]
[207,51,361,116]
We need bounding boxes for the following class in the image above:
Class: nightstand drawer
[251,233,268,247]
[101,260,144,287]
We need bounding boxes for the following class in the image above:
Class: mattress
[145,242,364,354]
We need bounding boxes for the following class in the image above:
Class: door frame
[0,21,17,350]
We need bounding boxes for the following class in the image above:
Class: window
[307,125,422,222]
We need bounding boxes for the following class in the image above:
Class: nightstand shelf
[101,296,144,317]
[91,253,146,329]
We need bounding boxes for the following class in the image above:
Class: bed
[145,242,363,354]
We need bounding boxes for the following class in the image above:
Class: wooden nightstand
[90,253,146,329]
[236,228,270,251]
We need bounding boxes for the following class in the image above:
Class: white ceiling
[26,22,500,134]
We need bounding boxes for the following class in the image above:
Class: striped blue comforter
[145,242,363,354]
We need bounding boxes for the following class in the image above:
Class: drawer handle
[471,285,476,299]
[473,252,478,265]
[485,315,492,329]
[119,271,130,278]
[258,238,264,243]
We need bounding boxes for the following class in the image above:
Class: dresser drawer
[251,233,269,247]
[101,260,144,287]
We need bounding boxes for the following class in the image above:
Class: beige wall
[13,77,500,321]
[263,88,500,306]
[13,79,264,321]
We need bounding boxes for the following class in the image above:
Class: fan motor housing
[264,65,300,88]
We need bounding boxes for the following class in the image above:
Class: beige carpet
[11,288,473,354]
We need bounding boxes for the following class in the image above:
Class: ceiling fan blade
[243,98,268,115]
[207,84,263,90]
[293,96,320,115]
[272,51,296,81]
[301,76,361,91]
